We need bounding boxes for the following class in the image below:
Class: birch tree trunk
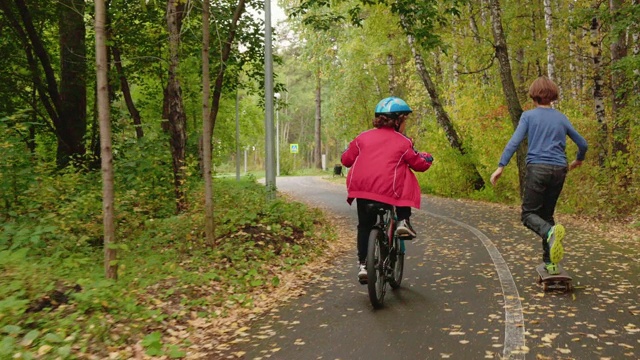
[166,0,188,213]
[407,34,485,191]
[590,14,607,166]
[543,0,556,82]
[95,0,117,280]
[202,0,214,245]
[568,2,580,99]
[489,0,527,198]
[314,68,322,169]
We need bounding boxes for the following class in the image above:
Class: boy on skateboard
[490,76,588,275]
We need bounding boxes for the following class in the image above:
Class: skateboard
[535,263,573,291]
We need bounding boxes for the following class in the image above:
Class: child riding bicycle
[341,97,434,283]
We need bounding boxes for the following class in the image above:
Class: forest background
[0,0,638,358]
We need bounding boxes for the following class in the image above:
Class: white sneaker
[396,219,416,239]
[358,263,367,284]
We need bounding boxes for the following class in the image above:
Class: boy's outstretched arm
[568,160,583,171]
[490,166,504,186]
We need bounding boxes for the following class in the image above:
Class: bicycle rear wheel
[389,235,404,289]
[367,228,386,309]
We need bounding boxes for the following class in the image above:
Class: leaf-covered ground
[2,177,637,359]
[0,180,345,360]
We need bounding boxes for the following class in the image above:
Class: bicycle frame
[371,205,405,254]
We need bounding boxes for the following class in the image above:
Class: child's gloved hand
[420,152,434,163]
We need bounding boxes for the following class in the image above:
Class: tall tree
[208,0,246,135]
[406,33,485,191]
[110,44,143,139]
[633,0,639,90]
[165,0,188,213]
[568,1,580,99]
[1,0,88,168]
[543,0,556,82]
[58,0,87,167]
[488,0,526,197]
[202,0,214,244]
[590,11,607,166]
[608,0,629,156]
[95,0,117,279]
[397,3,486,191]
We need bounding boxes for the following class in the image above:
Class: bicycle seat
[365,202,393,215]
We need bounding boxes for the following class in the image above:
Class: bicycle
[364,201,406,308]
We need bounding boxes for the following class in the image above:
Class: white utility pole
[264,0,276,199]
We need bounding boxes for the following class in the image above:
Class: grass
[0,177,334,359]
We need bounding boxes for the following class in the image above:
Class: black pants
[356,199,411,263]
[521,164,567,262]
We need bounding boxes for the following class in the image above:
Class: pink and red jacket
[341,127,432,208]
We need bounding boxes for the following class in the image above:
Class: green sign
[290,144,299,153]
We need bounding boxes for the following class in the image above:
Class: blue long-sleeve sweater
[498,107,588,167]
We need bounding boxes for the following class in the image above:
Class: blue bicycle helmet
[374,96,412,117]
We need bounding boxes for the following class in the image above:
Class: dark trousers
[521,164,567,262]
[356,199,411,263]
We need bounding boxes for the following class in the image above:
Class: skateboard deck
[535,263,573,291]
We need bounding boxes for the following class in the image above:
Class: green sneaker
[545,262,560,275]
[547,224,565,264]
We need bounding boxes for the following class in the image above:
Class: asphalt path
[229,176,639,360]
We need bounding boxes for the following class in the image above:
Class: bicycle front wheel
[367,228,386,309]
[389,235,404,289]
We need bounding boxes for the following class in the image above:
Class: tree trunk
[407,34,485,191]
[58,0,87,168]
[543,0,556,82]
[633,0,639,82]
[166,0,188,213]
[590,14,607,166]
[568,2,580,99]
[609,0,629,156]
[468,3,489,85]
[8,0,88,167]
[314,68,322,169]
[202,0,214,245]
[525,8,543,78]
[95,0,117,280]
[208,0,246,136]
[489,0,527,198]
[112,45,143,139]
[387,54,396,94]
[0,1,59,133]
[633,0,639,83]
[12,0,62,116]
[514,47,526,99]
